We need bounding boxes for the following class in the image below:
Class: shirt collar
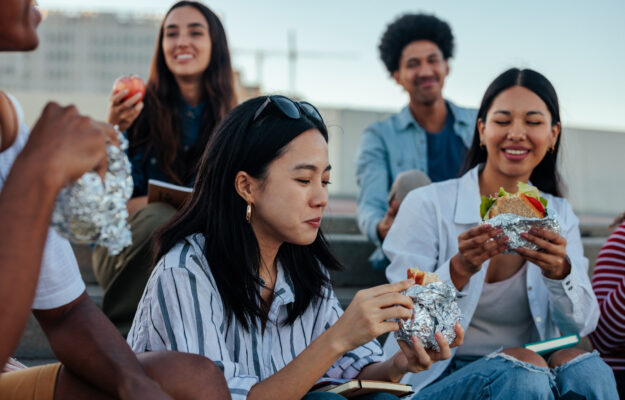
[447,100,474,128]
[395,100,470,132]
[454,164,484,225]
[269,262,295,306]
[395,105,418,131]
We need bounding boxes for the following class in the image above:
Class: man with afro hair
[355,13,476,270]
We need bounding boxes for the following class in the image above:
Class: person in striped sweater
[589,213,625,398]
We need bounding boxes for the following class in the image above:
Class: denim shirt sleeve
[355,123,390,246]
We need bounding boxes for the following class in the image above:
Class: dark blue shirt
[426,107,467,182]
[127,99,205,197]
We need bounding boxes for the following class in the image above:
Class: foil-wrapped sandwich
[480,182,560,253]
[51,127,133,255]
[396,267,462,351]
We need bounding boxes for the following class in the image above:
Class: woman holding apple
[94,0,236,336]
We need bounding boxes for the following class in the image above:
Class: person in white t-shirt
[0,1,230,399]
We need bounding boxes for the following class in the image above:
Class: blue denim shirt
[128,99,205,197]
[355,101,477,269]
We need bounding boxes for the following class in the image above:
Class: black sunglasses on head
[252,95,324,124]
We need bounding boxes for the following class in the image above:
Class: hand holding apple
[108,75,146,132]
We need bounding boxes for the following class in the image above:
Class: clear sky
[41,0,625,131]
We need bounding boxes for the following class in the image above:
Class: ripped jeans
[413,350,618,399]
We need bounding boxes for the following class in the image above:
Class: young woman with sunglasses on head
[94,1,236,336]
[128,95,463,400]
[381,68,618,399]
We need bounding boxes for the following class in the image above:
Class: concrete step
[321,213,360,234]
[579,222,613,238]
[322,213,612,236]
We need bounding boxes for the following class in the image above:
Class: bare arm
[247,281,448,400]
[34,292,172,400]
[0,103,112,366]
[0,156,59,366]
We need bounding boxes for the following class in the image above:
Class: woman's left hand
[391,323,464,374]
[517,227,571,279]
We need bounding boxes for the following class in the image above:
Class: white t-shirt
[0,94,85,309]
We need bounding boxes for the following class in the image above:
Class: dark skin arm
[0,103,111,367]
[0,155,59,367]
[34,292,172,400]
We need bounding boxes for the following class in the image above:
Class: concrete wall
[8,91,625,216]
[318,107,625,217]
[560,127,625,216]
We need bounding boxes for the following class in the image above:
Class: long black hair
[154,96,342,330]
[460,68,563,196]
[129,1,236,186]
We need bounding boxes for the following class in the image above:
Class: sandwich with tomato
[407,266,439,286]
[480,182,547,220]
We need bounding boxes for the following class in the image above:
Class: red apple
[112,75,146,103]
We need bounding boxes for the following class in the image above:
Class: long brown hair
[128,1,236,185]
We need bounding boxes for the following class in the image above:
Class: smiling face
[243,129,330,248]
[393,40,449,106]
[161,5,212,81]
[0,0,42,51]
[479,85,560,182]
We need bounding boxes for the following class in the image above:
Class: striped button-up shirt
[128,234,384,399]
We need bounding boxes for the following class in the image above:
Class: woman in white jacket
[383,68,617,399]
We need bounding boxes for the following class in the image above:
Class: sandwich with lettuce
[480,182,548,220]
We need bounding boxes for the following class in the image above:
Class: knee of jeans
[552,349,610,375]
[493,356,554,395]
[548,347,588,368]
[499,347,549,368]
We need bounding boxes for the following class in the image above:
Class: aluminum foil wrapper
[483,209,560,254]
[51,128,133,255]
[396,281,462,351]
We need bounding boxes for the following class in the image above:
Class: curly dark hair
[379,13,455,74]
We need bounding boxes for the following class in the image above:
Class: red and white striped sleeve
[589,221,625,369]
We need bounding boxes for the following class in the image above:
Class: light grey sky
[41,0,625,131]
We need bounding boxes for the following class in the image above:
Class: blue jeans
[303,392,400,400]
[413,351,618,399]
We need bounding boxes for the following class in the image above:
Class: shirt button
[535,317,542,323]
[527,286,532,291]
[150,157,156,165]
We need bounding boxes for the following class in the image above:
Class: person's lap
[413,350,617,400]
[0,362,61,400]
[92,201,176,336]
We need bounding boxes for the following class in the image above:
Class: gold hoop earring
[246,203,252,223]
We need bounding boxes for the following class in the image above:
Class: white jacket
[382,165,599,392]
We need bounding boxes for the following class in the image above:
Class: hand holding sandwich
[450,225,509,290]
[516,227,570,279]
